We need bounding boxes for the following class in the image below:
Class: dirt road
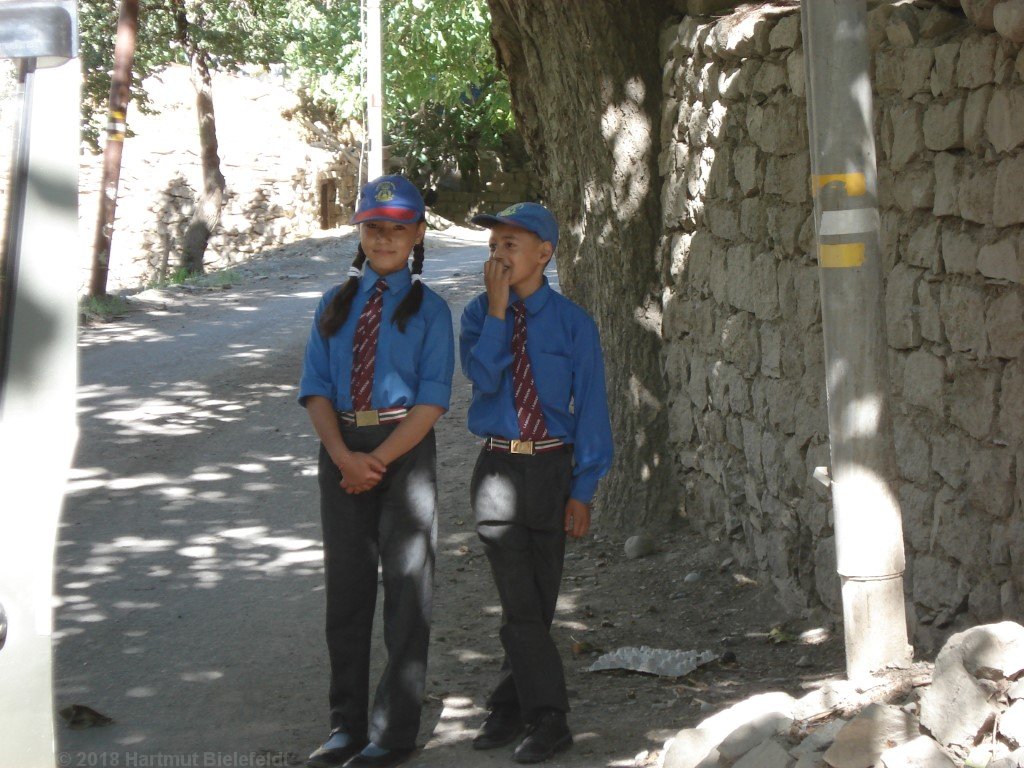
[55,228,844,768]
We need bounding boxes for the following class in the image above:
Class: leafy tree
[80,0,296,275]
[78,0,512,275]
[278,0,515,186]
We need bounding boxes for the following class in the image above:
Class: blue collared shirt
[460,277,614,504]
[299,265,454,411]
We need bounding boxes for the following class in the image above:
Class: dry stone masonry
[75,66,358,291]
[657,2,1023,648]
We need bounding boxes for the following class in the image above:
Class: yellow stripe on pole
[818,242,865,268]
[813,173,867,198]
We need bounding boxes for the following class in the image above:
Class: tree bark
[175,5,225,274]
[88,0,139,298]
[485,1,678,528]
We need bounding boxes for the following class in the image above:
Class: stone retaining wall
[430,168,540,223]
[658,3,1024,648]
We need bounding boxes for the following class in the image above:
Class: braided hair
[391,240,425,332]
[318,239,426,337]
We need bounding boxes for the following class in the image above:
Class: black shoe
[513,709,572,764]
[472,705,525,750]
[306,731,367,768]
[344,744,415,768]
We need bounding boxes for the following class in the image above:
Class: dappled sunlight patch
[189,471,232,482]
[78,324,175,349]
[112,601,161,611]
[65,609,108,623]
[158,486,193,498]
[241,482,278,492]
[427,696,485,745]
[177,545,217,559]
[553,618,589,631]
[95,537,177,555]
[65,561,118,576]
[180,670,223,683]
[596,74,654,223]
[263,548,322,570]
[53,626,85,641]
[450,649,493,663]
[234,463,268,473]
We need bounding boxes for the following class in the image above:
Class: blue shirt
[460,277,614,504]
[299,265,454,411]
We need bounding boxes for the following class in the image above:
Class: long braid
[392,240,425,332]
[319,245,367,337]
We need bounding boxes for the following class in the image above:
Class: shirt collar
[511,276,553,315]
[360,264,411,294]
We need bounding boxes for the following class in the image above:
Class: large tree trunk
[175,5,225,274]
[486,1,678,528]
[88,0,139,298]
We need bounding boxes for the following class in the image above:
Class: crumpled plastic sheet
[587,646,720,677]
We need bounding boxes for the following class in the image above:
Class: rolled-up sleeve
[298,296,334,407]
[569,316,614,504]
[414,300,455,409]
[460,299,512,395]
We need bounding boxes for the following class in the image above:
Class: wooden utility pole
[801,0,912,680]
[88,0,139,298]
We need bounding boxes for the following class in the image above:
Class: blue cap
[471,202,559,251]
[352,175,425,224]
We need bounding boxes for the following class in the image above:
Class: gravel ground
[54,228,845,768]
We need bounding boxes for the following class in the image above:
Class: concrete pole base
[841,574,914,682]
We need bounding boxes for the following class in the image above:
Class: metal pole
[366,0,384,179]
[801,0,912,680]
[0,57,35,398]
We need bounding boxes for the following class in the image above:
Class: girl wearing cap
[299,175,454,768]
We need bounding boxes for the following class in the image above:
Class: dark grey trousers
[471,446,573,720]
[318,422,437,749]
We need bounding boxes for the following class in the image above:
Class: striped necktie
[511,301,550,440]
[350,279,387,411]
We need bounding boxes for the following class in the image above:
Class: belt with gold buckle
[484,437,565,455]
[338,407,409,427]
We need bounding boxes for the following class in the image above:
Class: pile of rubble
[659,622,1024,768]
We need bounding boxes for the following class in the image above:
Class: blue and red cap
[352,175,425,224]
[471,202,559,251]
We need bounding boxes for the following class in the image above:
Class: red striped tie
[350,279,387,411]
[512,301,550,440]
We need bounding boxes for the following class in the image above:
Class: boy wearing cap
[459,202,614,763]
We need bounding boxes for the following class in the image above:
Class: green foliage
[79,0,513,178]
[148,266,239,289]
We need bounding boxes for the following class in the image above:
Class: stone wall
[658,3,1024,648]
[429,166,540,224]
